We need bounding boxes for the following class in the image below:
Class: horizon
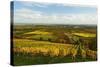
[13,22,97,26]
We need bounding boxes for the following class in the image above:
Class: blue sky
[13,1,97,25]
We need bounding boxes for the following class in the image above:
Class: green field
[12,24,97,66]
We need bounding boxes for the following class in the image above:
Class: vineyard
[12,24,97,66]
[14,39,96,58]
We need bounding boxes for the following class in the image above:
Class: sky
[13,1,97,25]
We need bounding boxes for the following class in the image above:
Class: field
[12,24,97,66]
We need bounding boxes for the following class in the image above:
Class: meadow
[12,24,97,66]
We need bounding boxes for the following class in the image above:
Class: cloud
[14,8,42,19]
[60,3,97,8]
[14,8,97,25]
[18,1,49,8]
[33,3,48,8]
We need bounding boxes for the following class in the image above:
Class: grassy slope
[13,39,96,66]
[13,39,72,47]
[14,54,95,66]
